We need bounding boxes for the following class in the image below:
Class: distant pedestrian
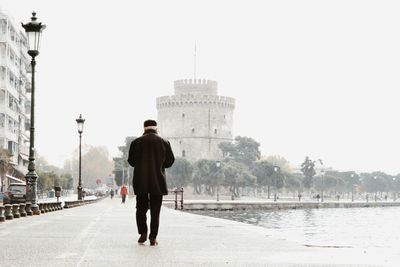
[121,185,128,204]
[110,189,115,199]
[316,194,321,202]
[298,193,302,202]
[128,119,175,246]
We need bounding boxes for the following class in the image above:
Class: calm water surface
[188,207,400,249]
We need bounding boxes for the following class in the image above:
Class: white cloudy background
[1,0,399,174]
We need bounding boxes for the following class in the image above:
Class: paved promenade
[0,197,397,267]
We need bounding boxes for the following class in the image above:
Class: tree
[300,156,316,189]
[0,148,12,192]
[192,159,212,194]
[219,136,261,167]
[252,160,274,198]
[262,155,292,173]
[222,160,256,197]
[37,171,57,192]
[72,146,114,189]
[192,159,224,196]
[113,136,136,186]
[167,157,193,188]
[285,174,303,197]
[58,173,73,190]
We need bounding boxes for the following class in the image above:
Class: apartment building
[0,9,30,185]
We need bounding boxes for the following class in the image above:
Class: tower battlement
[156,95,235,109]
[174,79,218,95]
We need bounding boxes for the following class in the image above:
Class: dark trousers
[136,194,163,239]
[122,195,126,203]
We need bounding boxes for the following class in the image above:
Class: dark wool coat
[127,129,175,195]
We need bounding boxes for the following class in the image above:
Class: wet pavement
[0,197,396,267]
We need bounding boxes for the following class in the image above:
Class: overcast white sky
[1,0,400,174]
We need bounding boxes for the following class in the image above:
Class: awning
[5,175,26,185]
[19,153,29,161]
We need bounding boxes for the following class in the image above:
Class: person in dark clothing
[128,119,175,246]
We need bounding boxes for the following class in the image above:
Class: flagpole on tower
[194,42,197,80]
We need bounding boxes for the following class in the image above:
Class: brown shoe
[149,238,158,246]
[138,233,147,243]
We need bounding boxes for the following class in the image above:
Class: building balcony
[25,81,31,93]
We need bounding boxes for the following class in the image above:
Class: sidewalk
[0,197,396,267]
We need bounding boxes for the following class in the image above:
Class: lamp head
[21,12,46,57]
[76,114,85,134]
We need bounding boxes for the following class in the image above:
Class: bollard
[51,203,56,211]
[0,206,5,222]
[12,204,20,218]
[44,203,49,213]
[58,202,63,210]
[19,203,27,217]
[32,204,40,215]
[39,203,44,214]
[4,204,13,220]
[25,202,33,216]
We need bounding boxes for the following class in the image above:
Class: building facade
[0,9,30,184]
[156,79,235,161]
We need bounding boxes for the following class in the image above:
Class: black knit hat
[144,119,157,127]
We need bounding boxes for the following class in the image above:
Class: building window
[182,150,186,157]
[0,113,4,127]
[214,129,217,134]
[224,115,226,119]
[191,128,195,133]
[182,113,185,118]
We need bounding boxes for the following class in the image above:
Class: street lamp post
[351,173,355,202]
[216,160,221,201]
[76,114,85,200]
[373,176,377,202]
[273,166,280,202]
[321,169,325,202]
[22,12,45,215]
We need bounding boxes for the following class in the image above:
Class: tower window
[192,128,195,133]
[182,113,185,118]
[224,115,226,119]
[182,150,186,157]
[214,129,217,134]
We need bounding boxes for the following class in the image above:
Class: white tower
[156,79,235,161]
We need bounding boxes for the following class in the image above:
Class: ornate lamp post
[373,175,378,202]
[320,169,325,202]
[22,12,45,215]
[273,166,280,202]
[215,160,221,201]
[351,173,355,202]
[76,114,85,200]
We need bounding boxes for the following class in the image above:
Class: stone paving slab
[0,197,397,267]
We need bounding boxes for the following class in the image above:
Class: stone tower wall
[156,79,235,162]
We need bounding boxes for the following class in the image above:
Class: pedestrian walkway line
[75,204,113,266]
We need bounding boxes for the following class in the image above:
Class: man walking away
[128,119,175,246]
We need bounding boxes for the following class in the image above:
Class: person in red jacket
[120,185,128,204]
